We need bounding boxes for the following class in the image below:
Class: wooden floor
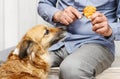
[48,56,120,79]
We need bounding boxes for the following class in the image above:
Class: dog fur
[0,25,64,79]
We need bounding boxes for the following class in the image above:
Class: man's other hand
[53,6,82,25]
[91,12,112,37]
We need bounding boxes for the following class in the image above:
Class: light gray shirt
[38,0,120,55]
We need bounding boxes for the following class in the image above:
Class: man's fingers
[92,22,108,31]
[95,27,109,35]
[60,17,69,25]
[91,16,106,25]
[54,6,82,25]
[92,21,111,36]
[64,8,76,19]
[92,23,104,31]
[60,12,74,25]
[69,6,82,19]
[91,12,103,21]
[63,14,74,24]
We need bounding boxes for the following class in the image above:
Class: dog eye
[44,29,49,35]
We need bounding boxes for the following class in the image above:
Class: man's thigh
[60,43,114,77]
[0,46,15,63]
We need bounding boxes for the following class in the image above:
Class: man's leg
[49,46,69,67]
[59,44,114,79]
[0,46,15,64]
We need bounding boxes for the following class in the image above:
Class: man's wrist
[105,26,112,38]
[53,11,62,23]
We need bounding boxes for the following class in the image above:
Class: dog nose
[58,30,68,42]
[57,27,67,36]
[56,25,68,38]
[56,23,67,31]
[58,26,66,31]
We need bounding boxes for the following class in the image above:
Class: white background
[0,0,120,56]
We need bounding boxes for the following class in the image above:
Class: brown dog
[0,25,65,79]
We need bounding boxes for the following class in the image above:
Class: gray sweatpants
[0,44,114,79]
[50,44,114,79]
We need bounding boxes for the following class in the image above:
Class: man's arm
[91,0,120,41]
[109,0,120,41]
[38,0,82,26]
[37,0,60,24]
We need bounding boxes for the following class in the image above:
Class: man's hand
[53,6,82,25]
[91,12,112,37]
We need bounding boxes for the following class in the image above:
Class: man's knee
[59,59,95,79]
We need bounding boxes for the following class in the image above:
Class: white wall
[0,0,120,56]
[0,0,49,50]
[0,0,4,50]
[4,0,19,49]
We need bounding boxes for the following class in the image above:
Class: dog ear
[18,39,33,59]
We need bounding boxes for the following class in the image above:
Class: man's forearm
[37,0,59,24]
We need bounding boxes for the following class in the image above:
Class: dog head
[8,25,65,67]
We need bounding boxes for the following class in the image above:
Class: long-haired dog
[0,25,65,79]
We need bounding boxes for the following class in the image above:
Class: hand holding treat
[83,6,112,37]
[83,5,96,19]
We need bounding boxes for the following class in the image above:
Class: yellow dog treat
[83,5,96,18]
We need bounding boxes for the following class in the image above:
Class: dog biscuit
[83,5,96,18]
